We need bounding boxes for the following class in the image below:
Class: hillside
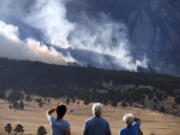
[66,0,180,76]
[0,99,180,135]
[0,58,180,115]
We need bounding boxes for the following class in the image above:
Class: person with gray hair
[83,103,111,135]
[119,113,141,135]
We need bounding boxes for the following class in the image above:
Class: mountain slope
[0,58,180,115]
[66,0,180,76]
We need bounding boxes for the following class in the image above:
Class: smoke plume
[0,20,75,64]
[0,0,148,71]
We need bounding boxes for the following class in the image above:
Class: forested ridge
[0,58,180,115]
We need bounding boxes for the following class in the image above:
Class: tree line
[0,58,180,114]
[4,123,47,135]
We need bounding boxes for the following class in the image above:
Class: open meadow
[0,99,180,135]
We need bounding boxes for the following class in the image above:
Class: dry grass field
[0,99,180,135]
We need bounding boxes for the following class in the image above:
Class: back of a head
[123,113,134,125]
[56,104,67,119]
[92,103,103,117]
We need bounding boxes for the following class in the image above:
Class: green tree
[36,126,47,135]
[25,94,32,102]
[0,91,5,99]
[14,124,24,135]
[83,99,90,105]
[159,106,165,112]
[4,123,13,135]
[175,96,180,104]
[9,104,12,110]
[7,91,24,103]
[47,99,50,104]
[71,97,76,103]
[122,101,127,107]
[36,98,43,107]
[66,98,70,105]
[77,101,80,105]
[111,100,118,107]
[12,101,19,110]
[19,100,24,110]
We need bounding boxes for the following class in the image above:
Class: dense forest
[0,58,180,115]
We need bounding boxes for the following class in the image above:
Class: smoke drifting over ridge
[0,20,75,64]
[0,0,156,71]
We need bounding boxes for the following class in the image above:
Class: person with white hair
[83,103,111,135]
[119,113,141,135]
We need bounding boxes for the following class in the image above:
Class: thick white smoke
[0,0,147,71]
[25,0,74,48]
[69,13,137,70]
[0,20,75,64]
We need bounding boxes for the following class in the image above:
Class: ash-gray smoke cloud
[65,0,180,76]
[0,20,75,64]
[0,0,148,71]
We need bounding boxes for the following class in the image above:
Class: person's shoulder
[47,115,56,122]
[61,120,70,130]
[85,117,97,125]
[62,120,70,125]
[85,117,94,123]
[119,127,127,135]
[133,121,140,128]
[120,127,127,131]
[100,117,109,123]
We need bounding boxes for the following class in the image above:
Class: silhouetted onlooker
[119,113,141,135]
[47,104,71,135]
[83,103,111,135]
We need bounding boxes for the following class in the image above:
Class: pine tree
[9,104,12,110]
[4,123,13,135]
[122,101,127,107]
[175,96,180,104]
[66,98,70,105]
[25,94,32,102]
[36,126,47,135]
[14,124,24,135]
[13,101,19,110]
[36,98,43,107]
[19,100,24,110]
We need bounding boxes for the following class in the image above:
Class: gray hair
[92,103,103,117]
[123,113,134,124]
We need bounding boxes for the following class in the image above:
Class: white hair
[123,113,134,124]
[92,103,103,117]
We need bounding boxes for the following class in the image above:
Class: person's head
[56,104,67,119]
[92,103,103,117]
[123,113,134,126]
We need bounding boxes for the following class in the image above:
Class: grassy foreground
[0,99,180,135]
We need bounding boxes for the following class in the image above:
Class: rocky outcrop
[66,0,180,76]
[125,0,180,75]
